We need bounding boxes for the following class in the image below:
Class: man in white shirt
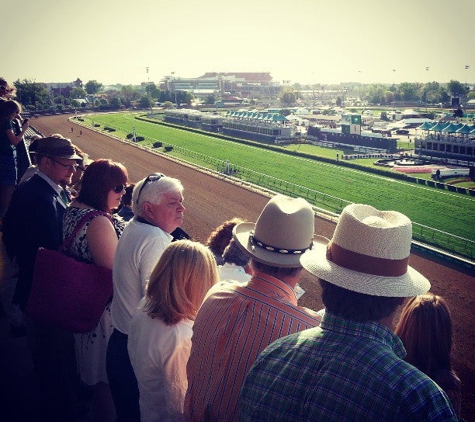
[106,173,185,422]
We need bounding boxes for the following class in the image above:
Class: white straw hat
[233,195,317,268]
[300,203,430,297]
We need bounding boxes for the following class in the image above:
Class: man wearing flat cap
[185,194,322,422]
[2,134,82,422]
[239,203,457,421]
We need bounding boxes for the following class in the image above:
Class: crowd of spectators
[0,75,463,421]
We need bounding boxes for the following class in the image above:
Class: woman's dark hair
[222,238,250,267]
[319,279,404,322]
[206,218,244,257]
[77,159,128,212]
[0,99,21,122]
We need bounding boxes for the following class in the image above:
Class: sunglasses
[135,173,164,204]
[112,184,127,194]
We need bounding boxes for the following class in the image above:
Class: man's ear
[142,201,153,218]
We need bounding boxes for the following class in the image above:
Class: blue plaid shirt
[239,311,457,422]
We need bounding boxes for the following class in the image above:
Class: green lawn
[78,113,475,249]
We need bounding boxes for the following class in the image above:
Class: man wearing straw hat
[185,194,322,422]
[239,203,457,421]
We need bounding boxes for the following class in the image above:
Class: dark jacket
[2,174,65,310]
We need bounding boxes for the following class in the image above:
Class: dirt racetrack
[33,114,475,421]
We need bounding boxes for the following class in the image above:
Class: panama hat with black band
[300,203,430,297]
[233,194,321,268]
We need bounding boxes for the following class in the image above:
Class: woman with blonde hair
[128,240,219,422]
[395,293,461,418]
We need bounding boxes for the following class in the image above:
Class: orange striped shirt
[184,274,322,422]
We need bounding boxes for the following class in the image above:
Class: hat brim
[300,242,430,297]
[38,152,83,161]
[233,222,318,268]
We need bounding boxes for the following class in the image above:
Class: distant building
[159,72,280,101]
[44,78,83,97]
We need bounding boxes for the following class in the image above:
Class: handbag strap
[60,210,113,253]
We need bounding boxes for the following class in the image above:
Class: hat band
[250,232,312,255]
[326,242,408,277]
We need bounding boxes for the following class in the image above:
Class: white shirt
[218,263,252,284]
[128,299,193,422]
[111,217,172,334]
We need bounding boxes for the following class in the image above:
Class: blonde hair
[144,240,219,325]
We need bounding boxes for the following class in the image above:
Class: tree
[119,85,141,107]
[447,80,467,97]
[139,95,152,109]
[85,80,103,95]
[397,82,421,102]
[205,94,216,105]
[109,97,122,110]
[13,79,51,109]
[70,87,87,99]
[145,82,160,99]
[280,91,296,105]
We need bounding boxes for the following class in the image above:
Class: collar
[37,170,63,195]
[321,311,406,358]
[134,216,173,241]
[135,215,156,227]
[248,273,298,305]
[36,171,68,207]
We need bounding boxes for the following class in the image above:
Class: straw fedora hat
[300,203,430,297]
[233,195,317,268]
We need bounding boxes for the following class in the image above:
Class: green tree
[397,82,421,102]
[145,82,160,99]
[120,85,141,107]
[447,80,467,97]
[109,97,122,110]
[205,94,216,105]
[70,87,87,99]
[13,79,51,108]
[139,95,152,109]
[281,91,296,105]
[85,80,103,94]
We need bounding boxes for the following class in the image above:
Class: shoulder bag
[26,211,114,333]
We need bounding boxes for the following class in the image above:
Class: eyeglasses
[112,184,127,194]
[50,157,78,171]
[135,173,164,204]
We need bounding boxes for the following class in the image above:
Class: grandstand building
[415,135,475,163]
[163,109,293,143]
[306,114,398,154]
[159,72,280,100]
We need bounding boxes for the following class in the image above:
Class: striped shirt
[239,311,458,422]
[184,274,322,422]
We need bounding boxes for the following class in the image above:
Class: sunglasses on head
[112,184,127,194]
[135,173,164,204]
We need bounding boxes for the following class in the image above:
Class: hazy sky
[3,0,474,86]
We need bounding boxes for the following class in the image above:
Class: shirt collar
[37,170,63,195]
[320,310,406,358]
[248,273,298,305]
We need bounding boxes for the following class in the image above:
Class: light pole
[425,67,430,113]
[465,65,470,91]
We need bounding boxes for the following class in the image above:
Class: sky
[3,0,475,87]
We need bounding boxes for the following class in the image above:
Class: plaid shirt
[239,311,457,422]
